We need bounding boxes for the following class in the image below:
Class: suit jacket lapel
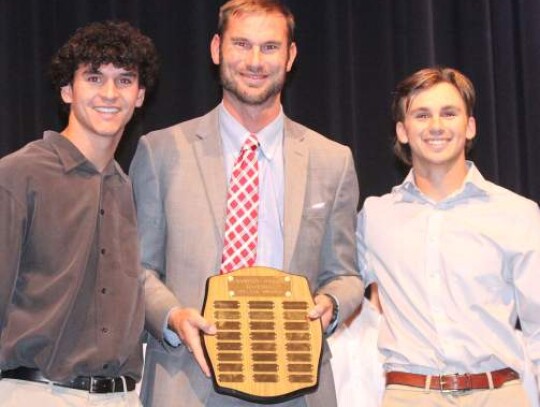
[283,118,308,270]
[192,108,227,242]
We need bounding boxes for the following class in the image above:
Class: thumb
[307,302,325,320]
[192,314,217,335]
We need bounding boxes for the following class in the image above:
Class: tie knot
[243,133,259,151]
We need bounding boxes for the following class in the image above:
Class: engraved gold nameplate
[201,267,322,404]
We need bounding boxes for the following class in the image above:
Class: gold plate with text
[201,267,322,404]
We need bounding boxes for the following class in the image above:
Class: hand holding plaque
[201,267,323,404]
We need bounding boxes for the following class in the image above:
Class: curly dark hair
[50,20,159,92]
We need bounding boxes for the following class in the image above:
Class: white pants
[0,379,142,407]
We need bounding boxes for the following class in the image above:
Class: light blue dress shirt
[357,162,540,385]
[220,104,340,334]
[219,102,285,269]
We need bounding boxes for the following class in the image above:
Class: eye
[85,74,102,84]
[116,76,135,87]
[233,40,251,50]
[442,111,457,118]
[261,43,280,53]
[414,112,430,120]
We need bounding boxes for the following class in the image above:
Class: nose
[246,46,262,68]
[100,79,119,100]
[429,115,443,134]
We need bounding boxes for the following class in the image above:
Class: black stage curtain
[1,0,539,204]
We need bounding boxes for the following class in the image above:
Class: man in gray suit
[130,1,363,406]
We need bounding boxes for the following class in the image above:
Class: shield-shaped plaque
[201,266,323,404]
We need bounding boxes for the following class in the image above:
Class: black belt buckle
[89,376,118,393]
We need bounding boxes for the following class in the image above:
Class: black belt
[0,367,136,394]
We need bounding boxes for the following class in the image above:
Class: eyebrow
[408,105,463,113]
[229,36,283,45]
[81,68,138,77]
[117,71,138,77]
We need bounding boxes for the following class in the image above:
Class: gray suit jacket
[130,107,363,407]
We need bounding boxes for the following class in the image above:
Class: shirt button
[101,288,107,294]
[102,363,109,369]
[101,248,106,255]
[101,327,109,334]
[100,209,105,215]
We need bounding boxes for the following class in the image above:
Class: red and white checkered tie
[220,133,259,274]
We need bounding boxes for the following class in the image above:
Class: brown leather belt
[386,368,519,392]
[0,367,136,393]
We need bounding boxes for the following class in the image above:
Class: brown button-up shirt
[0,131,143,381]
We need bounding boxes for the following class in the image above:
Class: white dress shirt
[328,299,384,407]
[357,162,540,388]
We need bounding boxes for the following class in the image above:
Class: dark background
[1,0,539,205]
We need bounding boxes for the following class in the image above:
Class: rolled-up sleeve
[356,207,376,287]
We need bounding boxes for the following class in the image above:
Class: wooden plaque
[201,267,323,404]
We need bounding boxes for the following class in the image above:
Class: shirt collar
[44,130,126,181]
[218,102,284,160]
[394,161,489,204]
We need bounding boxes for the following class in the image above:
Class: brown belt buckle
[439,373,471,393]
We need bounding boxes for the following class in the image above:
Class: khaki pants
[382,380,531,407]
[0,379,142,407]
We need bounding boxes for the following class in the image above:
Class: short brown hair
[392,67,476,165]
[217,0,295,44]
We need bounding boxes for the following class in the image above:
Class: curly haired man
[0,20,159,407]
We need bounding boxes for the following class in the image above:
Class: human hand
[168,307,217,377]
[307,294,335,331]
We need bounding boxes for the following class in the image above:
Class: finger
[190,313,217,335]
[191,339,211,377]
[307,303,325,320]
[308,294,331,319]
[181,322,212,376]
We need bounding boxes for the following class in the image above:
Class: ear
[135,88,146,108]
[210,34,221,66]
[286,42,297,72]
[60,84,73,104]
[465,116,477,140]
[396,122,409,144]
